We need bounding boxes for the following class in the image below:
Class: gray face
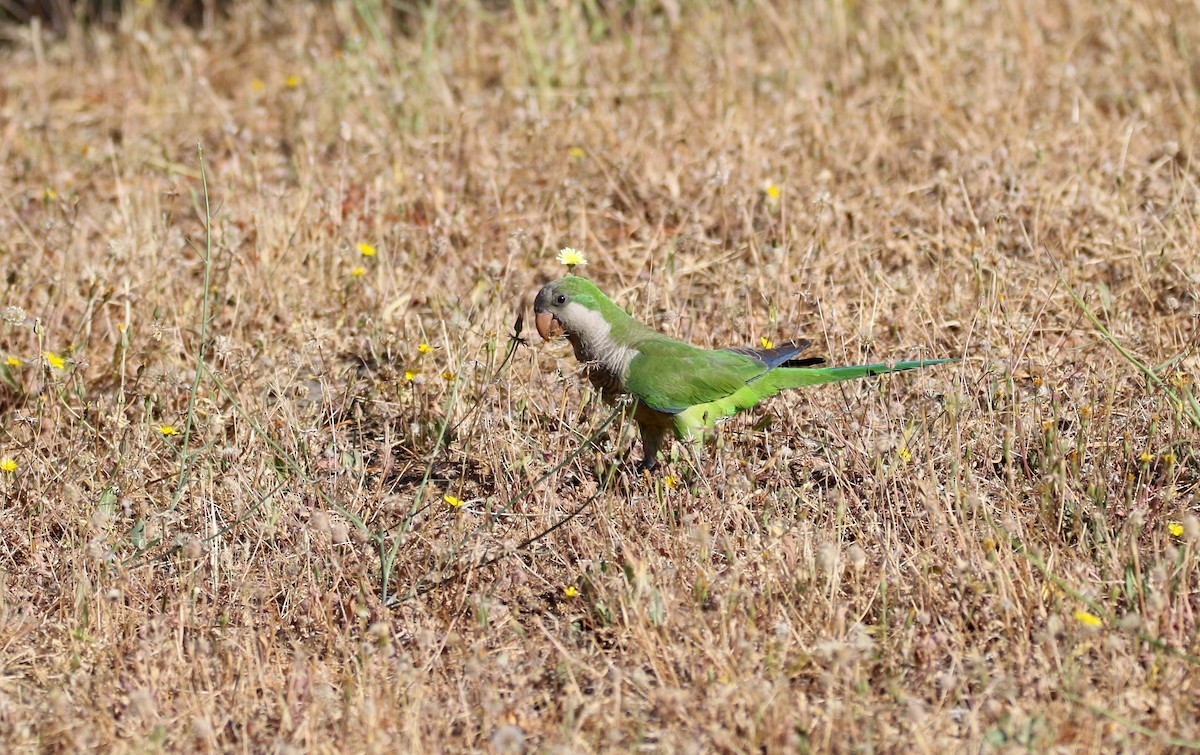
[533,283,570,340]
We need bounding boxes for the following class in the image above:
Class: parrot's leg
[637,424,667,472]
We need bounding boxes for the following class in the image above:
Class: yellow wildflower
[0,457,15,473]
[1073,611,1103,628]
[159,425,179,436]
[898,447,912,462]
[251,79,265,91]
[350,267,366,277]
[663,475,677,489]
[765,183,780,200]
[5,356,20,367]
[1139,451,1154,463]
[43,351,65,370]
[568,146,586,159]
[1168,522,1184,537]
[285,74,301,88]
[760,336,774,349]
[564,585,579,598]
[357,243,377,257]
[444,494,464,508]
[441,371,456,381]
[417,343,434,354]
[556,247,588,268]
[404,369,419,381]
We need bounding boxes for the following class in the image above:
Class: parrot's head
[533,276,609,342]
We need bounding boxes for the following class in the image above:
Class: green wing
[625,338,765,413]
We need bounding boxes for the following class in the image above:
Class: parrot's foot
[636,427,666,474]
[635,455,659,473]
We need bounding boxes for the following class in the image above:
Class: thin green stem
[172,143,215,510]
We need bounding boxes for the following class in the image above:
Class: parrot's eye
[554,294,567,305]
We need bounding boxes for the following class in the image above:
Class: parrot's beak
[535,310,565,340]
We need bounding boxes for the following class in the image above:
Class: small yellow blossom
[0,457,15,473]
[441,370,456,381]
[43,188,57,201]
[43,351,65,370]
[898,447,912,463]
[765,184,780,200]
[251,79,265,91]
[5,356,20,367]
[350,266,366,277]
[556,247,588,268]
[417,343,434,354]
[1073,611,1103,628]
[1139,451,1154,463]
[357,243,377,257]
[117,324,127,333]
[444,494,464,508]
[404,369,419,381]
[285,74,301,88]
[663,475,677,489]
[1168,522,1184,537]
[1032,376,1043,387]
[564,585,579,598]
[760,336,774,349]
[568,146,586,159]
[159,425,179,436]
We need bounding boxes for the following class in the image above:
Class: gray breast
[570,337,629,399]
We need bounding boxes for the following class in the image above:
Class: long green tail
[765,358,958,390]
[675,358,957,437]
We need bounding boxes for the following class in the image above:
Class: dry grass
[1,0,1198,750]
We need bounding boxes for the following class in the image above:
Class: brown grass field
[1,0,1198,751]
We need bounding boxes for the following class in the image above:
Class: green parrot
[533,276,956,471]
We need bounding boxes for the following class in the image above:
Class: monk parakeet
[534,276,955,471]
